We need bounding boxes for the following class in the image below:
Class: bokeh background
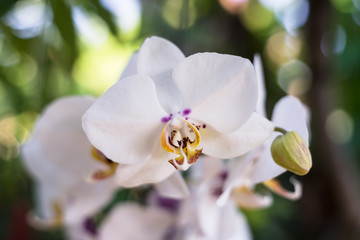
[1,0,360,239]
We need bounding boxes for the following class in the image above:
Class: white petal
[118,52,138,80]
[138,36,185,81]
[248,137,285,184]
[22,96,106,187]
[190,155,223,184]
[114,145,176,187]
[219,203,252,240]
[217,155,253,207]
[249,96,309,183]
[155,172,189,199]
[272,96,309,145]
[197,189,222,238]
[99,203,175,240]
[36,97,106,178]
[254,54,267,117]
[82,75,168,164]
[138,36,185,113]
[66,222,97,240]
[22,139,72,187]
[173,53,258,133]
[200,113,275,158]
[196,187,252,240]
[64,179,117,224]
[27,182,63,230]
[32,171,117,226]
[35,181,63,221]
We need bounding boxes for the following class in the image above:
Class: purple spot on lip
[161,116,171,123]
[161,113,174,123]
[182,108,191,116]
[185,117,189,120]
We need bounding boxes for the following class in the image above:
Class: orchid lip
[160,116,203,170]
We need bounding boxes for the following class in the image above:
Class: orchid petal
[155,172,189,199]
[28,182,63,229]
[250,96,309,183]
[22,139,72,187]
[196,185,252,240]
[32,174,116,227]
[219,203,252,240]
[197,191,223,238]
[33,97,102,177]
[217,155,253,207]
[138,36,185,113]
[22,97,107,188]
[114,145,176,187]
[138,36,185,81]
[264,177,302,200]
[66,221,97,240]
[254,54,267,117]
[82,75,168,164]
[272,96,309,145]
[118,52,138,80]
[22,96,117,230]
[64,179,116,224]
[173,52,258,133]
[196,155,224,182]
[99,203,175,240]
[200,113,274,158]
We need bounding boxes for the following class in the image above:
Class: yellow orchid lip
[161,116,203,170]
[90,147,118,181]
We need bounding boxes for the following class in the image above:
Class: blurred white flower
[22,96,118,228]
[82,36,274,187]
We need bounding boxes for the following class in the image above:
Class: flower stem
[274,127,288,135]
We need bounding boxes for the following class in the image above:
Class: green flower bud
[271,131,312,176]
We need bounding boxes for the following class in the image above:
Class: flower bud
[271,131,312,176]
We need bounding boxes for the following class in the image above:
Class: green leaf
[86,0,119,37]
[49,0,78,71]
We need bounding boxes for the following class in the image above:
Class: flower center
[160,116,202,170]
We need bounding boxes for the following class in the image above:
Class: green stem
[274,127,288,135]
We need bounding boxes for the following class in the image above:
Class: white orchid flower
[82,36,275,187]
[21,96,118,228]
[217,55,310,208]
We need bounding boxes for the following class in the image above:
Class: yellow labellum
[161,117,202,170]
